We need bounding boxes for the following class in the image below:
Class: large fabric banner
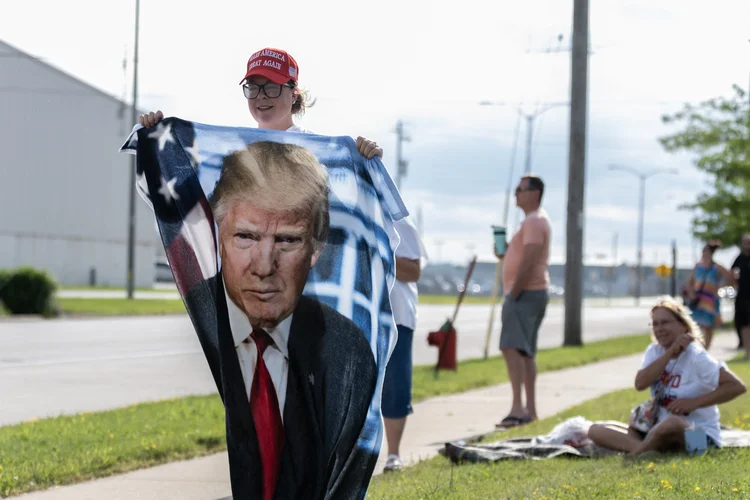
[120,118,406,499]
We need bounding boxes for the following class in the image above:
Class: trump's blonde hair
[209,141,329,248]
[650,295,704,344]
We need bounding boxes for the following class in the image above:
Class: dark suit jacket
[183,275,378,500]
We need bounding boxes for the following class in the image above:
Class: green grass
[417,295,566,306]
[420,295,494,305]
[47,294,609,316]
[416,295,622,306]
[49,295,483,316]
[56,298,186,316]
[368,358,750,499]
[0,395,226,497]
[412,333,652,402]
[0,333,653,496]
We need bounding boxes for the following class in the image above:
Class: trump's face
[218,199,321,329]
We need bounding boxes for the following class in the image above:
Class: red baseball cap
[240,48,299,85]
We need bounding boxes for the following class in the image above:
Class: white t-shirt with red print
[640,341,727,445]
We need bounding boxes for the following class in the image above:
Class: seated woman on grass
[588,296,746,456]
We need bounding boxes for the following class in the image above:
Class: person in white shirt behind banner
[381,216,428,472]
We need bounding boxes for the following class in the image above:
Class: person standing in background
[686,241,734,350]
[495,174,551,428]
[381,216,428,472]
[731,234,750,358]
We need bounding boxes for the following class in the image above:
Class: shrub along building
[0,39,160,287]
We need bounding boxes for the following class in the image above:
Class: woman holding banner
[138,47,383,159]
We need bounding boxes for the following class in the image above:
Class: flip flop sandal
[496,415,525,429]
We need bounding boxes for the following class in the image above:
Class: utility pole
[608,164,678,305]
[394,120,411,190]
[563,0,589,346]
[126,0,140,300]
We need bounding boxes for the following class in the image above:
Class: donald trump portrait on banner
[121,115,406,499]
[202,142,377,499]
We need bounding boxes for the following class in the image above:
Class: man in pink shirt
[494,174,551,428]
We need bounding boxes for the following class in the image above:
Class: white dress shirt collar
[223,283,291,359]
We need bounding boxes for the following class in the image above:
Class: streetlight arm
[608,164,643,178]
[609,164,680,180]
[518,101,569,119]
[644,167,680,180]
[538,101,570,114]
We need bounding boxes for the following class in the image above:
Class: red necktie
[246,329,284,500]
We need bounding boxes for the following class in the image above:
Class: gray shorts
[499,290,549,357]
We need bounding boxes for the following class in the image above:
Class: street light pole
[636,175,646,303]
[519,102,568,175]
[126,0,140,299]
[608,164,678,305]
[524,114,533,174]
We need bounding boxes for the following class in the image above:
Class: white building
[0,39,160,287]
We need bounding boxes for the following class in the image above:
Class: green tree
[659,84,750,247]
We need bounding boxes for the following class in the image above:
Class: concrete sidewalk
[16,333,742,500]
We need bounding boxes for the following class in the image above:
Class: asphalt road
[1,297,731,426]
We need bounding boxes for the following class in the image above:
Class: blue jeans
[381,325,414,419]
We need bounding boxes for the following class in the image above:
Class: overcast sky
[3,0,749,269]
